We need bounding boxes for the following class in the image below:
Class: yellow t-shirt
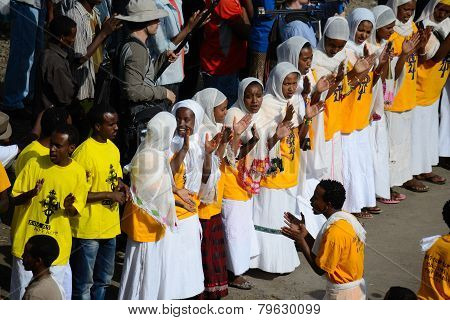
[173,162,200,220]
[387,24,419,112]
[417,234,450,300]
[0,163,10,193]
[417,58,449,106]
[341,63,374,134]
[15,140,49,177]
[71,138,123,239]
[324,83,347,141]
[315,219,365,284]
[121,201,165,243]
[261,127,300,189]
[198,173,224,220]
[11,156,88,265]
[222,161,252,201]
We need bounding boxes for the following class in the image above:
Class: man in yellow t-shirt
[71,106,130,300]
[0,162,11,218]
[10,125,88,300]
[15,108,71,176]
[282,179,366,300]
[418,200,450,300]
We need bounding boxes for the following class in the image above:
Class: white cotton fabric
[277,36,310,71]
[323,133,344,183]
[313,16,349,78]
[341,128,376,213]
[420,235,442,253]
[439,81,450,157]
[251,185,301,273]
[311,211,366,256]
[411,99,440,174]
[10,257,72,300]
[370,5,397,45]
[128,112,177,229]
[387,0,415,36]
[222,198,259,275]
[385,110,413,186]
[158,214,205,299]
[193,88,227,135]
[0,144,19,169]
[346,8,376,57]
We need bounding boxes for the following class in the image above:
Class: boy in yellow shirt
[10,125,88,300]
[417,200,450,300]
[282,180,366,300]
[71,106,130,300]
[15,108,71,176]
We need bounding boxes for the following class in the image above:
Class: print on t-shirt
[102,164,119,207]
[439,57,449,78]
[357,75,370,101]
[407,54,417,80]
[40,189,60,224]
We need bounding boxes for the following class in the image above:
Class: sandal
[415,174,446,185]
[229,278,253,290]
[402,180,429,193]
[391,191,406,201]
[352,211,373,219]
[363,206,383,214]
[377,197,400,205]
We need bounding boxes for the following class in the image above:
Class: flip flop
[415,174,446,185]
[377,197,400,205]
[363,207,383,214]
[402,183,429,193]
[229,280,253,290]
[352,211,373,219]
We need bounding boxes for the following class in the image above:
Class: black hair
[53,124,80,146]
[246,81,264,92]
[302,42,312,50]
[317,179,346,210]
[48,15,77,43]
[41,108,71,138]
[88,105,118,129]
[26,235,60,268]
[443,200,450,229]
[384,286,417,300]
[126,20,155,32]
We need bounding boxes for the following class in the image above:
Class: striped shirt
[66,2,101,100]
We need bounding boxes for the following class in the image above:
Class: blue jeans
[2,1,46,109]
[70,238,116,300]
[202,72,239,107]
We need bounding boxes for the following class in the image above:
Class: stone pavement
[1,167,449,300]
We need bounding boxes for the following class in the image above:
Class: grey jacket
[119,36,167,103]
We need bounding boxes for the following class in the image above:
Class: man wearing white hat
[115,0,178,163]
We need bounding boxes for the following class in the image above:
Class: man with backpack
[114,0,177,164]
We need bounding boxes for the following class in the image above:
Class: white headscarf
[417,0,450,38]
[313,16,350,78]
[129,112,177,229]
[277,36,310,73]
[370,5,397,46]
[192,88,227,135]
[224,78,269,194]
[171,99,205,194]
[346,8,376,58]
[387,0,416,36]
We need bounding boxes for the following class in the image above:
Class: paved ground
[1,167,449,300]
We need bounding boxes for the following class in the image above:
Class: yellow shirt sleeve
[0,163,10,193]
[315,227,343,274]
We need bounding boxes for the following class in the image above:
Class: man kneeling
[282,179,367,300]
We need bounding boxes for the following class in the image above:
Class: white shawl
[387,0,416,36]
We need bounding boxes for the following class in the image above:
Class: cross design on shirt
[357,75,370,101]
[105,164,118,191]
[333,85,343,102]
[439,57,449,78]
[407,54,417,80]
[40,189,60,224]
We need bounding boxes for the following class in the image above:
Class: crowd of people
[0,0,449,300]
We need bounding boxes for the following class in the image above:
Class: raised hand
[402,32,421,55]
[221,126,233,144]
[31,179,44,197]
[316,74,335,93]
[418,26,432,50]
[305,101,325,120]
[363,44,370,58]
[251,124,260,141]
[110,191,126,205]
[283,103,295,123]
[276,121,293,140]
[335,61,345,82]
[281,212,308,241]
[182,128,190,151]
[175,188,195,208]
[379,43,391,66]
[354,54,376,74]
[64,193,76,209]
[302,76,311,96]
[101,17,123,36]
[205,132,222,154]
[233,114,252,137]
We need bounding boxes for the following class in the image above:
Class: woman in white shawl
[162,99,221,299]
[251,62,323,274]
[192,88,230,299]
[119,112,178,300]
[411,0,449,185]
[276,37,330,237]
